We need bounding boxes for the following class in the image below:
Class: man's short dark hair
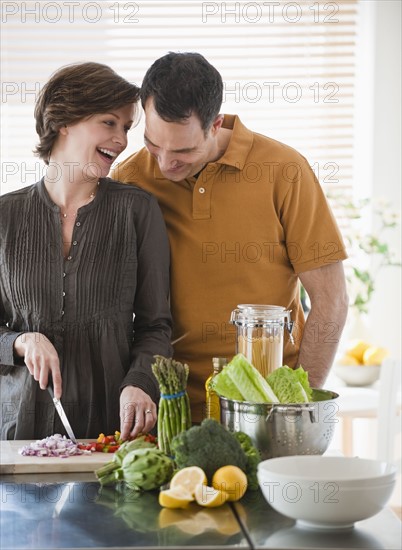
[140,52,223,131]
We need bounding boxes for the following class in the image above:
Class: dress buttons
[62,292,66,297]
[198,187,206,194]
[72,241,78,246]
[76,222,81,227]
[67,256,72,261]
[61,310,64,316]
[63,272,66,277]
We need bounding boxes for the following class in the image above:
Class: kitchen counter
[234,488,401,549]
[1,472,401,549]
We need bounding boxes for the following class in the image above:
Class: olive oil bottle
[205,357,227,421]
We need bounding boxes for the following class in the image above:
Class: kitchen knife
[47,386,77,444]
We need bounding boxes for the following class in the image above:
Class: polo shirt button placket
[193,178,212,219]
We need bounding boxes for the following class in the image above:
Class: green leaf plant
[327,195,401,314]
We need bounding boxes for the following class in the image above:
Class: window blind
[1,0,359,219]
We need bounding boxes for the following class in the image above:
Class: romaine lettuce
[212,353,279,403]
[266,365,312,403]
[212,368,244,401]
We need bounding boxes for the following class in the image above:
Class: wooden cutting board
[0,440,113,474]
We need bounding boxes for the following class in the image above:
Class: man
[114,52,349,422]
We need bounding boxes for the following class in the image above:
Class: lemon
[169,466,207,497]
[346,340,371,363]
[212,465,248,502]
[362,346,389,366]
[194,484,229,508]
[337,354,361,366]
[159,487,194,509]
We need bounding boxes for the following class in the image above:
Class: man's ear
[210,114,224,135]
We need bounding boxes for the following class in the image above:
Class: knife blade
[47,386,77,444]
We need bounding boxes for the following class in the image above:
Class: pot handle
[265,404,317,423]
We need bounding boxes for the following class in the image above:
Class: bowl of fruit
[334,340,388,387]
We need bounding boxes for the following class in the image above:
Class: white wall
[368,1,401,359]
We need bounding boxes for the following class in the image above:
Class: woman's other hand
[120,386,157,440]
[13,332,62,398]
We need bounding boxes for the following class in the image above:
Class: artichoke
[95,436,157,485]
[95,447,174,491]
[122,448,174,491]
[113,437,157,466]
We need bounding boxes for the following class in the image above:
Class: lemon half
[169,466,207,497]
[159,487,194,509]
[194,484,229,508]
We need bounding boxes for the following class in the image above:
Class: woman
[0,62,173,440]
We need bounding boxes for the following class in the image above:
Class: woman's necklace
[60,181,100,222]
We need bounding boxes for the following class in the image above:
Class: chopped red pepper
[79,431,156,453]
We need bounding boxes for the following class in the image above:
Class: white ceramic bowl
[334,364,381,386]
[257,456,397,530]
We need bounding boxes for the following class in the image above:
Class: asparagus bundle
[152,355,192,456]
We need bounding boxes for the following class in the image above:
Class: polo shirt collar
[216,114,253,170]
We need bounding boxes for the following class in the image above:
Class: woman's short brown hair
[34,62,140,164]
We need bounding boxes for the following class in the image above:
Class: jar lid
[212,357,227,371]
[230,304,291,326]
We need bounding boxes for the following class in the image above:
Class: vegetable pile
[171,418,261,490]
[78,431,157,453]
[212,353,312,404]
[151,355,192,456]
[78,431,123,453]
[95,434,174,491]
[19,434,88,458]
[88,353,319,508]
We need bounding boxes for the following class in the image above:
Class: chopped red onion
[18,434,91,458]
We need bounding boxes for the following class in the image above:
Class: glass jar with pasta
[230,304,294,378]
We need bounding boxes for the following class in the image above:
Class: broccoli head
[231,431,261,490]
[170,419,249,483]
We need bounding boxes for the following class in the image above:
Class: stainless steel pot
[220,389,339,460]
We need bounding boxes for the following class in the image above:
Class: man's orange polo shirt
[114,115,347,421]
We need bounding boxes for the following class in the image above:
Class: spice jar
[230,304,294,378]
